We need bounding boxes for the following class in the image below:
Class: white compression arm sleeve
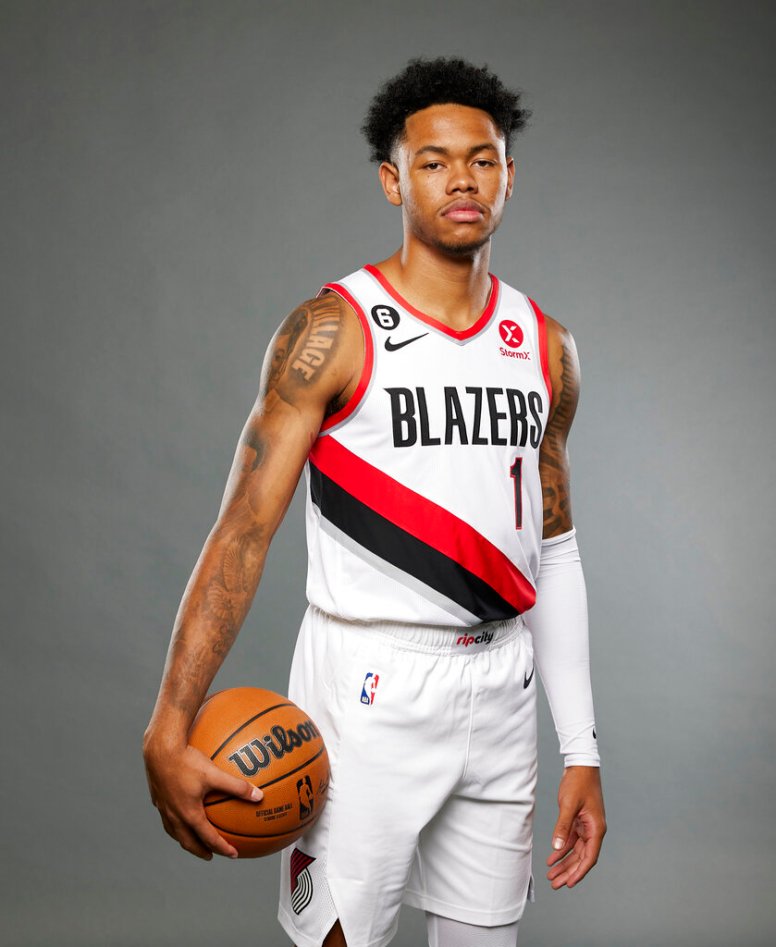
[523,527,600,767]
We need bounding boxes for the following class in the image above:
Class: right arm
[142,290,362,860]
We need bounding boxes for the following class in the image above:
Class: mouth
[442,201,485,222]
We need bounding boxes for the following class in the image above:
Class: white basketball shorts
[277,605,537,947]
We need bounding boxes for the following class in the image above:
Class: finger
[548,856,580,888]
[547,846,581,884]
[564,833,603,888]
[548,838,593,889]
[190,814,240,859]
[159,802,239,860]
[551,800,578,854]
[175,823,215,861]
[208,764,264,804]
[554,816,605,886]
[546,828,577,866]
[158,809,175,835]
[161,813,214,861]
[547,839,581,881]
[557,857,587,888]
[550,866,576,889]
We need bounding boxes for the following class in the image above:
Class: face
[380,103,515,257]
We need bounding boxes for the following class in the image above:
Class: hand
[547,765,606,889]
[143,739,264,860]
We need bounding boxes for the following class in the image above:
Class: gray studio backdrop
[2,2,774,945]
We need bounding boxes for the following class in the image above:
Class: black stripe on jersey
[309,462,519,623]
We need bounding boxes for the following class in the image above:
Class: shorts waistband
[307,605,527,655]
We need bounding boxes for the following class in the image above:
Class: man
[143,56,606,947]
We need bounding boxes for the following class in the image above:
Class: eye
[423,162,442,170]
[474,159,496,167]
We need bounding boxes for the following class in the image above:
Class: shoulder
[544,311,579,364]
[273,288,360,341]
[270,289,363,365]
[260,290,364,403]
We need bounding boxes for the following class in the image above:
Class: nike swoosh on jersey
[384,333,428,351]
[524,666,534,688]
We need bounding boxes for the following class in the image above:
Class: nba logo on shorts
[360,672,379,705]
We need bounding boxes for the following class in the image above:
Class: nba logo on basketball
[360,672,379,705]
[296,775,314,820]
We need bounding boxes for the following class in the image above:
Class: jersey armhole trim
[527,296,553,407]
[317,282,374,434]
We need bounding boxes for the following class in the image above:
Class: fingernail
[553,837,564,850]
[230,852,239,859]
[250,787,263,802]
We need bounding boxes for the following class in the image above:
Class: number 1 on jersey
[510,457,523,530]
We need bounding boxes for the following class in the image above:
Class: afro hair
[361,56,531,164]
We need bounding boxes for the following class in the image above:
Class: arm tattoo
[167,529,264,714]
[549,342,576,432]
[541,448,572,536]
[205,532,261,623]
[264,293,345,404]
[243,428,266,472]
[242,293,348,467]
[267,306,310,389]
[290,295,342,381]
[163,294,350,718]
[540,333,578,536]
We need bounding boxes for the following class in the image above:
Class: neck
[374,238,494,331]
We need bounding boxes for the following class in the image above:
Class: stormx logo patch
[498,319,532,360]
[360,672,380,705]
[456,631,494,648]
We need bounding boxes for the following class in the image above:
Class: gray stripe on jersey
[319,516,482,625]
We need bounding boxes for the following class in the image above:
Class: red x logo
[498,320,524,348]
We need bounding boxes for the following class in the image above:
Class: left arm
[525,314,607,890]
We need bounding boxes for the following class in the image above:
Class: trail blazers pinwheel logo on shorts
[290,848,316,914]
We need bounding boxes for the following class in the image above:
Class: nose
[447,161,477,193]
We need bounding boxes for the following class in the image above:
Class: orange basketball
[188,687,330,858]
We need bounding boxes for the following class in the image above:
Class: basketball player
[143,57,606,947]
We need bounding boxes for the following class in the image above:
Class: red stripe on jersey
[317,282,374,432]
[309,435,536,613]
[363,263,500,341]
[528,297,553,407]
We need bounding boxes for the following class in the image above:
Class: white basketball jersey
[304,263,553,627]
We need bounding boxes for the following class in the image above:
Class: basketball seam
[208,702,296,760]
[203,746,327,805]
[205,816,318,838]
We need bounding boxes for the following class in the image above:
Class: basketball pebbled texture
[188,687,330,858]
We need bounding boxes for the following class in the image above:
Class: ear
[505,156,516,201]
[378,161,403,206]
